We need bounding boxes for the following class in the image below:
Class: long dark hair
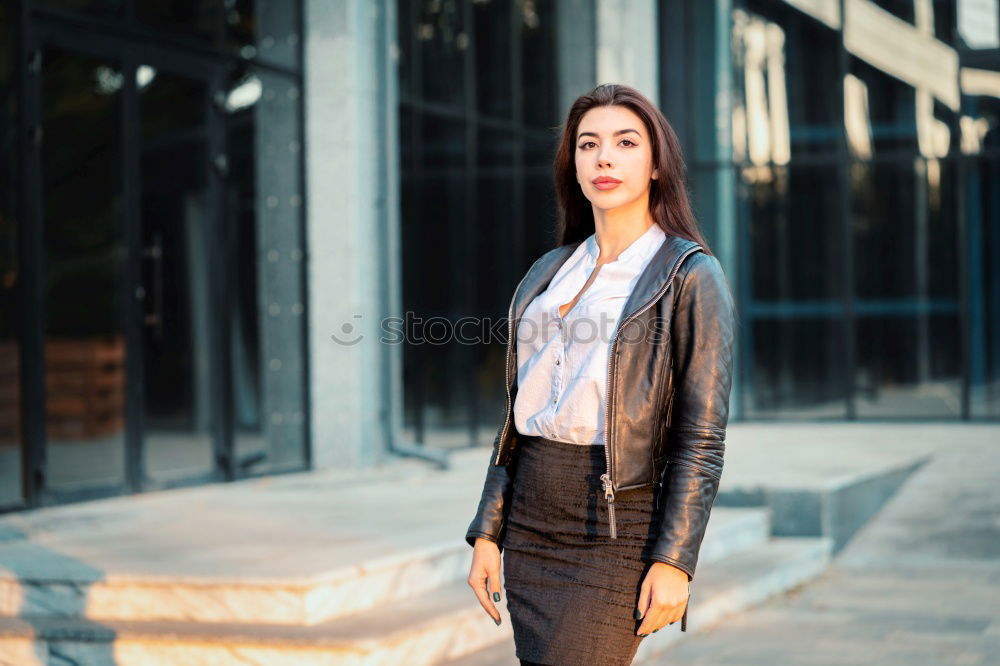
[552,83,714,256]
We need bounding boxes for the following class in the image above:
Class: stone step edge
[0,507,770,626]
[0,577,513,666]
[0,536,832,666]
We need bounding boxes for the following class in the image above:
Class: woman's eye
[578,139,637,149]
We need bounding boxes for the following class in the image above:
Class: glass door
[135,57,228,488]
[28,25,231,502]
[36,43,130,498]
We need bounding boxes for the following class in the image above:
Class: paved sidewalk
[642,424,1000,666]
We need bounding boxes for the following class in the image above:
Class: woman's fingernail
[633,609,642,620]
[652,629,659,633]
[493,592,500,602]
[495,617,501,626]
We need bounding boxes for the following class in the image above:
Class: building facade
[2,0,997,511]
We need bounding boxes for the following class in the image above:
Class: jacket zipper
[494,269,533,465]
[600,245,702,539]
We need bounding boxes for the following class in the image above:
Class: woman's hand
[635,561,690,636]
[467,537,503,626]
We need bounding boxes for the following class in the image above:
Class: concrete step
[697,506,771,564]
[0,507,768,627]
[717,450,930,554]
[0,577,513,666]
[444,535,834,666]
[0,538,474,626]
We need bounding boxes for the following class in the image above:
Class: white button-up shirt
[513,223,667,445]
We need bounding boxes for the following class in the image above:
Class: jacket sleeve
[464,427,518,552]
[648,251,737,581]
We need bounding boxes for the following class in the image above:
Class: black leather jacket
[465,233,736,628]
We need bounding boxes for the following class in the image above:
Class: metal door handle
[142,232,164,341]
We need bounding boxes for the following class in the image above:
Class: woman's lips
[593,180,621,191]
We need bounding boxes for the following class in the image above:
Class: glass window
[473,0,513,119]
[226,0,301,69]
[746,163,845,303]
[136,0,224,44]
[414,0,467,107]
[39,0,124,19]
[399,0,568,449]
[748,317,848,419]
[736,3,843,160]
[854,314,962,418]
[868,0,915,24]
[41,47,127,492]
[731,0,987,421]
[848,57,919,156]
[852,158,959,302]
[739,163,848,419]
[521,0,558,129]
[966,154,1000,419]
[0,2,21,507]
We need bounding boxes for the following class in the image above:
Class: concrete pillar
[595,0,659,101]
[303,0,398,469]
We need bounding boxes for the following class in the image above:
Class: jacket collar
[510,233,702,329]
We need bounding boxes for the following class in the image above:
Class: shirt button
[555,358,560,365]
[552,397,557,404]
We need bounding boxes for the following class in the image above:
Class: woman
[465,83,737,666]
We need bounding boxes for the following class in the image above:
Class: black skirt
[501,434,660,666]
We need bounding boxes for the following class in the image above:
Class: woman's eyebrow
[577,129,641,139]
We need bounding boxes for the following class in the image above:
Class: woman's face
[574,105,657,211]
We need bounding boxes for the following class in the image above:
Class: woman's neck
[592,214,656,264]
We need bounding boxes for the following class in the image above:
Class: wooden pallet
[44,335,126,440]
[0,335,127,443]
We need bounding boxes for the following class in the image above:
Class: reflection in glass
[965,154,1000,419]
[138,68,216,482]
[746,164,843,303]
[958,0,1000,49]
[855,315,961,417]
[416,0,466,107]
[402,114,469,449]
[39,0,123,18]
[749,317,847,418]
[137,0,222,43]
[472,0,513,119]
[227,0,301,68]
[400,0,564,449]
[844,0,960,157]
[41,48,126,491]
[852,158,958,302]
[228,65,308,473]
[732,0,988,421]
[521,0,557,129]
[736,4,841,160]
